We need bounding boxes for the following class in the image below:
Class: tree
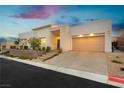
[14,38,20,49]
[29,38,40,50]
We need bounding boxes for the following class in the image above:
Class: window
[40,38,46,48]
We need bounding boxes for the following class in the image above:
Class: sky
[0,5,124,37]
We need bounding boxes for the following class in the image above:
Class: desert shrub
[24,46,28,50]
[20,46,23,50]
[10,46,16,49]
[29,38,40,50]
[46,46,51,53]
[18,56,32,60]
[7,54,16,57]
[111,60,123,64]
[2,51,9,55]
[42,47,46,51]
[120,67,124,71]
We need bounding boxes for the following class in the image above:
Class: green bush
[120,67,124,71]
[29,38,40,50]
[46,46,51,53]
[8,55,16,57]
[42,47,46,51]
[2,51,10,55]
[111,60,123,64]
[18,56,32,60]
[24,46,28,50]
[20,46,23,50]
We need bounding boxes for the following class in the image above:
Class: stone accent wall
[9,49,43,58]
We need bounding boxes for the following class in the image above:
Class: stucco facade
[0,42,16,50]
[19,20,112,52]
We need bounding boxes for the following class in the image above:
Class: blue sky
[0,5,124,37]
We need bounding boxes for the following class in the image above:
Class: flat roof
[32,24,52,31]
[32,24,60,31]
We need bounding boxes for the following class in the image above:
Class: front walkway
[41,51,108,75]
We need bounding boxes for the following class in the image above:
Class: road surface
[0,58,116,88]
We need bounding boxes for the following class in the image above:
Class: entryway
[57,38,60,49]
[51,30,60,50]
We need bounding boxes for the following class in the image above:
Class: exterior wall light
[89,33,95,36]
[78,35,83,37]
[56,36,60,40]
[42,39,46,43]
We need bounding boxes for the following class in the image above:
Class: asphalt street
[0,58,116,88]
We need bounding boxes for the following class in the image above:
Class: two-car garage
[72,36,105,52]
[60,20,112,52]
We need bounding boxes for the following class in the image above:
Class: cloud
[56,16,82,25]
[56,15,100,26]
[11,11,50,19]
[83,18,99,22]
[11,6,60,19]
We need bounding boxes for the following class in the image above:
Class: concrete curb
[0,55,124,87]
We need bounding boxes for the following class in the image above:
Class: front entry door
[57,39,60,50]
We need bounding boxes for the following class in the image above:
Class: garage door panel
[72,36,104,52]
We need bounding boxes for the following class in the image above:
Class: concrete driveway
[45,51,108,75]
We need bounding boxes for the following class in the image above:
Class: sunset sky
[0,5,124,37]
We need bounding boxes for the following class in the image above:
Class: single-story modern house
[19,20,112,52]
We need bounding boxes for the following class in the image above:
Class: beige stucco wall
[60,26,72,51]
[70,20,112,35]
[33,27,54,49]
[51,32,57,49]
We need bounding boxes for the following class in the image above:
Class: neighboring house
[18,31,34,49]
[118,31,124,51]
[112,28,124,42]
[0,41,16,51]
[19,20,112,52]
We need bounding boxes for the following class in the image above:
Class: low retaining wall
[8,49,43,58]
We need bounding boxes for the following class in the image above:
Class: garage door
[72,36,104,52]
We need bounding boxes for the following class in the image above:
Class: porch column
[105,30,112,52]
[60,26,72,51]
